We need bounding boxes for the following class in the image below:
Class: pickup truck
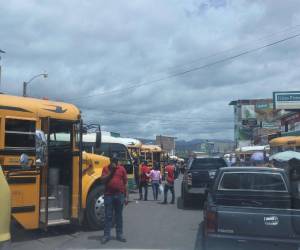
[181,157,227,207]
[202,167,300,250]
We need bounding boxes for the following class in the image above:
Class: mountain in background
[138,138,234,156]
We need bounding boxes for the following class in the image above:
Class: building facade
[229,99,281,148]
[156,135,176,156]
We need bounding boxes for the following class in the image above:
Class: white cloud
[1,0,300,140]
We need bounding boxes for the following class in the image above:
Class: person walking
[101,156,128,244]
[139,160,150,200]
[163,161,175,204]
[149,162,162,201]
[133,157,139,189]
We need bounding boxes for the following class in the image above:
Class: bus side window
[5,119,35,148]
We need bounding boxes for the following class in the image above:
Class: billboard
[273,91,300,110]
[238,127,252,140]
[241,105,256,119]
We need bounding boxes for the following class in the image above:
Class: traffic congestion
[1,1,300,250]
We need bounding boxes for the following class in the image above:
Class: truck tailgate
[217,206,300,240]
[191,170,209,187]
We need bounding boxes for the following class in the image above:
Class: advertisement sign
[262,121,280,129]
[273,91,300,110]
[242,119,257,127]
[255,102,273,110]
[241,105,256,119]
[238,127,252,140]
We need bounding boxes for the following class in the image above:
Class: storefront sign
[273,91,300,110]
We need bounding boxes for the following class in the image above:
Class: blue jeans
[164,183,175,203]
[152,181,159,200]
[104,193,125,238]
[139,181,148,200]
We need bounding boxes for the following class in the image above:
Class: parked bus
[0,94,109,230]
[82,132,136,190]
[140,144,162,168]
[126,138,142,159]
[269,136,300,155]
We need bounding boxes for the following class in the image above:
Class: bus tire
[86,185,105,230]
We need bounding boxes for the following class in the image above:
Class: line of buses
[0,93,168,235]
[2,93,298,240]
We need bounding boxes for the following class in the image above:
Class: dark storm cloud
[1,0,300,140]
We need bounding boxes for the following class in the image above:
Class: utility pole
[0,49,5,91]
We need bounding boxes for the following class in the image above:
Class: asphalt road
[11,177,204,250]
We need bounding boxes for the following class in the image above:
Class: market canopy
[270,151,300,162]
[236,145,269,153]
[250,151,265,162]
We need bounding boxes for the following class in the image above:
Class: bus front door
[39,117,50,229]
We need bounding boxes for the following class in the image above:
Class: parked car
[181,156,227,207]
[0,166,11,249]
[202,167,300,250]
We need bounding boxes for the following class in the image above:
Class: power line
[66,32,300,102]
[157,24,300,74]
[67,24,300,102]
[82,107,233,123]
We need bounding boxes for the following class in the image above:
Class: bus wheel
[86,185,105,230]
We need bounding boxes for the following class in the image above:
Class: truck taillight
[205,210,217,234]
[187,173,192,185]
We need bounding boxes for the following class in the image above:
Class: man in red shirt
[163,161,175,204]
[139,160,150,200]
[101,156,128,244]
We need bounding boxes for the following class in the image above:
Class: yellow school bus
[0,94,109,230]
[269,136,300,155]
[0,165,10,246]
[126,139,142,160]
[82,132,136,191]
[140,144,162,168]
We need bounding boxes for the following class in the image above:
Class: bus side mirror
[96,131,101,148]
[35,130,47,167]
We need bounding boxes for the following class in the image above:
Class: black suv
[181,156,227,207]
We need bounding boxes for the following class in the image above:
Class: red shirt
[165,164,175,184]
[102,164,128,195]
[140,164,150,183]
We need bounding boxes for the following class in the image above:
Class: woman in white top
[149,163,162,201]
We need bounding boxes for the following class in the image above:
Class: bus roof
[0,94,80,121]
[82,133,142,148]
[269,136,300,147]
[141,144,162,152]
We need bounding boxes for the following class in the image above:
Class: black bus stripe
[0,105,32,113]
[12,206,35,213]
[0,149,35,156]
[7,177,36,184]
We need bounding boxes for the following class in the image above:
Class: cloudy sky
[1,0,300,140]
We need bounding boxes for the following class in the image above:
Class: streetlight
[23,73,48,97]
[0,49,5,91]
